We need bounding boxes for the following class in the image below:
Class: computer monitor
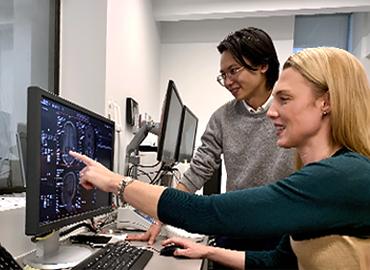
[177,106,198,163]
[157,80,183,165]
[25,86,114,268]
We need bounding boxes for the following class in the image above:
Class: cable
[135,161,161,168]
[94,213,117,232]
[172,170,181,183]
[31,231,55,243]
[136,168,153,182]
[150,163,166,184]
[59,221,97,237]
[128,165,134,177]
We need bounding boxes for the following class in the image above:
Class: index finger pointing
[69,151,95,166]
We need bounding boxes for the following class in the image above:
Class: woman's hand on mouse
[162,237,211,259]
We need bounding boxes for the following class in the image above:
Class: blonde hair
[284,47,370,166]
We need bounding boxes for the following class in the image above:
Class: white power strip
[116,206,154,231]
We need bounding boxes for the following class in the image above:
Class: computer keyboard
[72,241,153,270]
[0,244,22,270]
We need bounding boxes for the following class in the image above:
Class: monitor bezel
[177,106,198,163]
[26,86,114,236]
[156,80,184,164]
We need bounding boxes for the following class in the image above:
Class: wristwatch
[117,176,134,204]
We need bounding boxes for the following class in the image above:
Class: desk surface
[126,232,205,270]
[21,230,205,270]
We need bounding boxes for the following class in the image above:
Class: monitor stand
[23,231,92,269]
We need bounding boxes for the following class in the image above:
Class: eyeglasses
[216,64,258,87]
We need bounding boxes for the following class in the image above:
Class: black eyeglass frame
[216,64,258,87]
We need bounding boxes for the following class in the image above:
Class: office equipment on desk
[122,81,200,242]
[71,241,153,270]
[124,80,184,180]
[159,244,185,257]
[69,234,112,248]
[0,112,26,195]
[24,86,115,269]
[156,80,184,167]
[126,97,139,127]
[0,244,22,270]
[116,206,155,231]
[0,111,11,192]
[177,106,198,163]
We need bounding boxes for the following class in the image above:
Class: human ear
[260,64,269,74]
[321,92,331,115]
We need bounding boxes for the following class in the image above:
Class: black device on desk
[69,234,112,248]
[160,244,185,257]
[72,241,153,270]
[0,244,22,270]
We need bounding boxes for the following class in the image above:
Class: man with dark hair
[129,27,294,251]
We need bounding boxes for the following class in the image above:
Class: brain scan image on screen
[82,124,95,158]
[60,171,77,212]
[60,121,77,165]
[39,97,113,223]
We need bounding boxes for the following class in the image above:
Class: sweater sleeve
[179,109,223,192]
[245,234,297,269]
[158,153,370,239]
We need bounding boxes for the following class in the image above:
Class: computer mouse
[159,244,184,257]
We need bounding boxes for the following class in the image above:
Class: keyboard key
[72,241,153,270]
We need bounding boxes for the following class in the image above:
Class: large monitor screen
[177,106,198,163]
[157,80,183,165]
[26,86,114,236]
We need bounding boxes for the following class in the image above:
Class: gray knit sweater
[180,99,295,192]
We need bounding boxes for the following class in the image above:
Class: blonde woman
[70,47,370,269]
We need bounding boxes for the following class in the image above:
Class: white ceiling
[152,0,370,21]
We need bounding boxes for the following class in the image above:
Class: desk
[20,227,205,270]
[123,231,205,270]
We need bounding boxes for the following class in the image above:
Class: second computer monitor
[177,106,198,163]
[157,80,183,165]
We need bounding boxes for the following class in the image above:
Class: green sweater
[158,148,370,268]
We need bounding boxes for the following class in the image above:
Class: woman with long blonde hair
[71,47,370,269]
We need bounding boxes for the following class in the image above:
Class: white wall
[159,16,295,143]
[153,0,370,21]
[105,0,160,173]
[60,0,161,173]
[60,0,107,115]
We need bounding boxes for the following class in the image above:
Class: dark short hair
[217,27,279,90]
